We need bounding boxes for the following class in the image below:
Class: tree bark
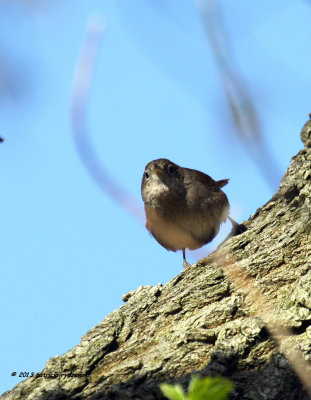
[2,119,311,400]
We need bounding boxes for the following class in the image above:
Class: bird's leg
[228,216,247,236]
[182,249,191,269]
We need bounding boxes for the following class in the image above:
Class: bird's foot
[182,249,191,269]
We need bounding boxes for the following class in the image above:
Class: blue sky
[1,0,310,394]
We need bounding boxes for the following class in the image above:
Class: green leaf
[188,376,233,400]
[160,383,187,400]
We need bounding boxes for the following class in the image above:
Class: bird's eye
[144,171,150,179]
[167,164,176,175]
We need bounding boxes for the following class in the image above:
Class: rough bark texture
[2,120,311,400]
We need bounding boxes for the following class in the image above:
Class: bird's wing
[183,168,218,187]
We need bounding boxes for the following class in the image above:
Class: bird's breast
[144,205,203,251]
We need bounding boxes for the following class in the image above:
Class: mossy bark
[2,120,311,400]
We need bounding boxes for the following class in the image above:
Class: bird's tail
[216,179,229,188]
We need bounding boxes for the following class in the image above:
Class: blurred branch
[0,54,29,104]
[217,251,311,396]
[196,0,282,189]
[70,16,144,223]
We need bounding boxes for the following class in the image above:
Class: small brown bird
[141,158,241,268]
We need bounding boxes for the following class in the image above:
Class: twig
[196,0,282,190]
[70,16,144,223]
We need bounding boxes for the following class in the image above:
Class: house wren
[141,158,242,268]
